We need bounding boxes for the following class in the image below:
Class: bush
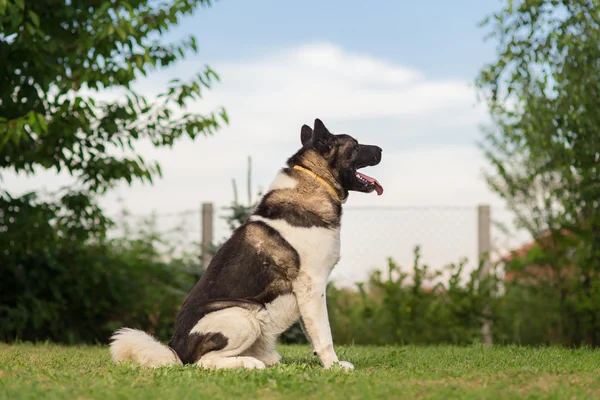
[0,194,198,344]
[327,246,498,346]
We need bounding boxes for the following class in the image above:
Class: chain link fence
[110,204,533,286]
[334,206,478,286]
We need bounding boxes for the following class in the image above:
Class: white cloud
[197,43,485,127]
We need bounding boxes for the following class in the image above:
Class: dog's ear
[300,124,313,146]
[313,118,331,141]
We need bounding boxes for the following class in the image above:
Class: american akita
[110,118,383,371]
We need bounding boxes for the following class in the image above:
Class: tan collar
[293,165,340,202]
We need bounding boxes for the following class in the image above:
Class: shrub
[327,246,499,346]
[0,195,198,344]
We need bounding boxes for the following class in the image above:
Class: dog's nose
[374,146,382,162]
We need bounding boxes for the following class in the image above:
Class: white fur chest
[248,216,341,281]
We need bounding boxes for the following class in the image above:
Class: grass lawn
[0,343,599,399]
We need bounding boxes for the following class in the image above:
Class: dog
[110,118,383,371]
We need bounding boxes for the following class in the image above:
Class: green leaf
[115,26,126,41]
[219,108,229,125]
[28,10,40,27]
[24,22,36,35]
[35,113,48,133]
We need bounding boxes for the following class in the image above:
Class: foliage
[0,202,198,343]
[476,0,600,346]
[1,0,227,194]
[493,234,594,346]
[327,247,500,346]
[3,344,600,400]
[326,244,600,347]
[0,0,227,261]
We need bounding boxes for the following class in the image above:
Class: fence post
[478,204,493,346]
[201,202,214,270]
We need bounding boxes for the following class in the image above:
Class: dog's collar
[293,165,341,202]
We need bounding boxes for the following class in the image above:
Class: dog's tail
[109,328,183,368]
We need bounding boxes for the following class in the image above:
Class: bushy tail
[109,328,182,368]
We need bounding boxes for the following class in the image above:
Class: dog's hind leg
[192,307,266,370]
[241,335,281,366]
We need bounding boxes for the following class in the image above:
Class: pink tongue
[356,172,384,196]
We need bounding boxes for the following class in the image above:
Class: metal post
[201,202,214,270]
[478,204,493,346]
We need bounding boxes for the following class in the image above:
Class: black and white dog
[110,118,383,371]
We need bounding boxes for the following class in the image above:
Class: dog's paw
[325,360,355,372]
[337,361,355,371]
[241,357,267,370]
[260,350,282,366]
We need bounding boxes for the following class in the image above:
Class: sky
[5,0,532,286]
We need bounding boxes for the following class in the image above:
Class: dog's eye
[317,140,331,152]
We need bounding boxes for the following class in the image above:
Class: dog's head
[289,118,383,199]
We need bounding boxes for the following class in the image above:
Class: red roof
[501,229,575,282]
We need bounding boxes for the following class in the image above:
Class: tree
[0,0,227,223]
[477,0,600,346]
[0,0,226,342]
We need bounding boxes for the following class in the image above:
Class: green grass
[1,344,599,399]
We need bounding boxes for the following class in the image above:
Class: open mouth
[355,170,384,196]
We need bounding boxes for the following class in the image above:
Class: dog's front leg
[294,277,354,371]
[298,317,312,351]
[298,317,317,356]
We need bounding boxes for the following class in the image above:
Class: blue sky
[8,0,529,285]
[171,0,500,78]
